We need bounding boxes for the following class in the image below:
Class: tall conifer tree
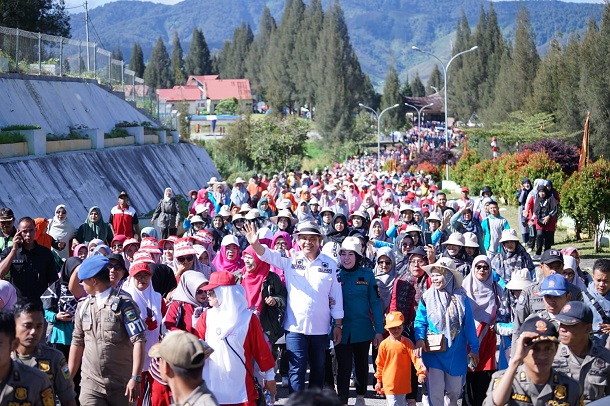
[170,32,186,85]
[144,36,172,89]
[185,28,212,76]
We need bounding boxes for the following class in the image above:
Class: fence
[0,25,159,120]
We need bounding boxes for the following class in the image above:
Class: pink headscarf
[240,246,271,313]
[211,244,243,273]
[270,232,293,283]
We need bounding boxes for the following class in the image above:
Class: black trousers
[160,227,178,239]
[535,230,554,255]
[335,341,370,404]
[463,370,494,406]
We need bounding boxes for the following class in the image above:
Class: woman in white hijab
[194,271,276,405]
[462,255,503,406]
[47,204,76,260]
[0,280,17,310]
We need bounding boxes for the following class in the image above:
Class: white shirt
[95,287,113,307]
[260,247,344,335]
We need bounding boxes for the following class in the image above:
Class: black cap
[482,186,492,194]
[118,191,129,198]
[0,207,14,221]
[541,249,563,265]
[107,254,127,270]
[519,316,559,344]
[555,301,594,325]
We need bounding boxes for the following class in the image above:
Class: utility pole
[85,1,90,71]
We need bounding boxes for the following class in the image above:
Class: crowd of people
[0,156,609,406]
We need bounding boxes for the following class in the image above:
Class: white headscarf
[164,188,173,202]
[205,284,251,340]
[0,281,17,310]
[47,204,76,242]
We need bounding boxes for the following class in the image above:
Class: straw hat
[427,212,441,222]
[462,232,479,248]
[499,229,520,243]
[270,209,297,226]
[505,268,533,291]
[207,177,219,185]
[422,257,463,288]
[442,232,465,246]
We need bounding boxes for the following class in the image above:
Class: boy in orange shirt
[375,311,426,406]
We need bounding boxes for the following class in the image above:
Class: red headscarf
[240,246,270,313]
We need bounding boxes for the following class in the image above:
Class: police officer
[553,301,610,404]
[514,249,582,347]
[519,274,571,329]
[68,256,147,405]
[0,309,55,406]
[12,301,77,406]
[484,316,583,406]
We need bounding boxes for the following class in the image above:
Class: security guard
[514,250,582,347]
[68,256,147,406]
[12,301,77,406]
[0,309,55,406]
[553,301,610,404]
[484,316,583,406]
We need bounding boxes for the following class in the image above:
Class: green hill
[69,0,602,87]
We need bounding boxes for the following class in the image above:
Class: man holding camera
[484,316,582,406]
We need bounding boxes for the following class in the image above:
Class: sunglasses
[377,260,392,265]
[196,289,206,295]
[475,265,490,270]
[177,255,195,263]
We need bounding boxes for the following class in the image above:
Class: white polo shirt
[259,247,344,335]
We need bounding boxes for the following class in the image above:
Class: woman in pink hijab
[190,188,215,216]
[211,235,244,273]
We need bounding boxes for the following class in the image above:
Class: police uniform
[175,382,219,406]
[12,344,76,404]
[0,360,55,406]
[483,364,583,406]
[553,343,610,404]
[72,287,146,405]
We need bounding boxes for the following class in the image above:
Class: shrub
[416,161,440,182]
[451,149,479,185]
[413,149,457,167]
[104,128,130,138]
[0,132,26,144]
[521,138,579,175]
[115,121,140,128]
[1,125,41,131]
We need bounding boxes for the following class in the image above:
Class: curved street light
[404,102,434,154]
[359,103,400,170]
[411,45,478,180]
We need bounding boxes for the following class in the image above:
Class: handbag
[224,337,266,406]
[425,333,447,353]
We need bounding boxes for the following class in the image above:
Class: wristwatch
[131,375,142,383]
[334,324,343,330]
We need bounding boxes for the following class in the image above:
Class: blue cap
[78,256,110,281]
[522,178,530,184]
[539,274,569,296]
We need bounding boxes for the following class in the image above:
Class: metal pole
[15,28,19,72]
[85,1,90,71]
[93,42,97,79]
[378,104,400,171]
[108,54,111,84]
[38,33,42,75]
[59,38,63,76]
[121,61,125,93]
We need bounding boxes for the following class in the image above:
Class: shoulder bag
[224,337,266,406]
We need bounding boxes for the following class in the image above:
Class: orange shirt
[375,336,426,395]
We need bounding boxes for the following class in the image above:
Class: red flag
[578,112,590,172]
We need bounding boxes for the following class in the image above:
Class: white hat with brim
[245,209,261,220]
[422,257,463,288]
[339,236,363,254]
[190,215,204,224]
[320,207,335,216]
[399,203,415,213]
[207,177,219,185]
[218,206,231,217]
[234,177,245,185]
[239,203,252,214]
[505,268,534,291]
[231,213,245,222]
[442,232,465,246]
[349,210,368,220]
[221,235,239,247]
[462,232,480,248]
[270,209,298,226]
[499,229,520,243]
[295,221,322,236]
[427,212,442,222]
[404,224,422,233]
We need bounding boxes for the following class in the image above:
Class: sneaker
[533,254,541,261]
[281,377,289,388]
[406,400,417,406]
[354,395,366,406]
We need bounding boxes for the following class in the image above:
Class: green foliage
[217,22,253,79]
[185,28,213,76]
[129,43,145,77]
[381,64,406,131]
[426,64,443,94]
[0,0,70,37]
[0,132,26,144]
[215,98,239,115]
[46,132,87,141]
[451,149,479,185]
[1,125,40,131]
[410,72,425,97]
[104,128,130,138]
[144,37,172,90]
[170,31,186,85]
[248,116,310,173]
[207,115,254,179]
[561,158,610,251]
[115,121,141,128]
[176,102,190,140]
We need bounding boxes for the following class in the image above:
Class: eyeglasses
[475,265,490,270]
[377,260,392,265]
[177,255,195,263]
[409,259,426,265]
[196,289,206,295]
[112,244,123,249]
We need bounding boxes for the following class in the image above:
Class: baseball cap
[539,274,569,296]
[118,191,129,198]
[554,301,594,325]
[148,330,213,369]
[541,249,563,265]
[107,254,127,270]
[129,262,152,277]
[202,270,237,290]
[519,316,559,344]
[384,311,404,329]
[78,256,110,280]
[461,187,469,193]
[0,208,14,222]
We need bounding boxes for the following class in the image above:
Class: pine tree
[112,45,123,61]
[129,42,145,78]
[426,64,443,94]
[244,6,277,98]
[294,0,324,109]
[218,23,253,79]
[170,32,186,85]
[410,72,425,97]
[401,75,412,97]
[185,28,212,77]
[144,37,172,90]
[382,63,406,130]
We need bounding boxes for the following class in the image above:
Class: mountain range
[69,0,603,87]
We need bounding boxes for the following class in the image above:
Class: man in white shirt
[244,221,343,393]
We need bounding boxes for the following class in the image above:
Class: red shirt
[109,204,138,238]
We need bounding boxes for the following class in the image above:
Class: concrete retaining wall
[0,143,220,223]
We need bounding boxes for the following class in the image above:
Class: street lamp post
[404,102,434,154]
[411,45,478,180]
[359,103,400,171]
